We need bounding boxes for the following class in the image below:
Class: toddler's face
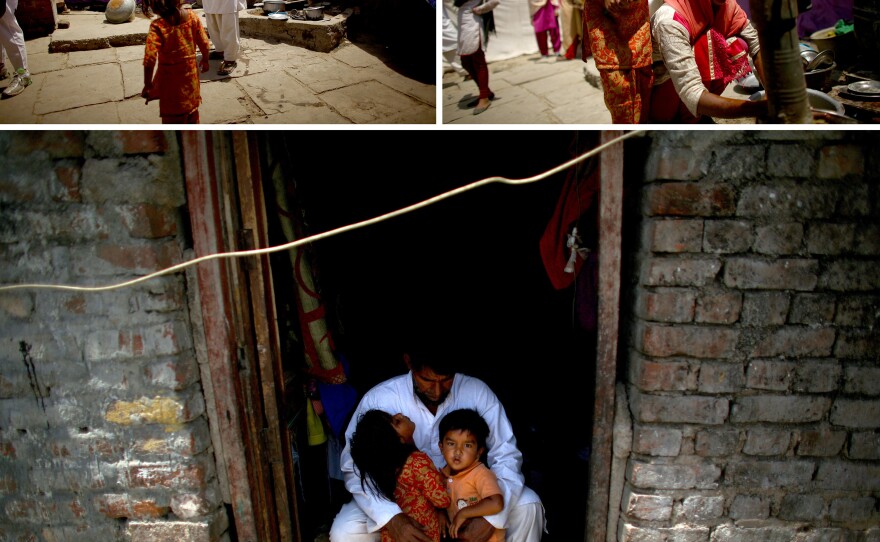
[392,413,416,444]
[440,429,483,474]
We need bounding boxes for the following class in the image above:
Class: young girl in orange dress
[349,409,451,542]
[141,0,211,124]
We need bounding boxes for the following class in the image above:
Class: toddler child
[349,409,451,542]
[141,0,211,123]
[439,408,505,542]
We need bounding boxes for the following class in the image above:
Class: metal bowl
[303,5,323,19]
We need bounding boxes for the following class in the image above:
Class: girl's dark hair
[142,0,183,24]
[438,408,489,449]
[349,409,415,501]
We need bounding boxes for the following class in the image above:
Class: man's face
[411,366,454,410]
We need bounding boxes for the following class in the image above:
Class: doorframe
[181,131,298,542]
[585,130,625,542]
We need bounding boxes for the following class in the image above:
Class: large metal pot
[263,0,285,13]
[105,0,135,23]
[303,5,323,19]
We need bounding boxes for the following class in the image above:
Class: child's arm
[449,494,503,539]
[142,25,159,102]
[142,62,156,102]
[193,15,211,72]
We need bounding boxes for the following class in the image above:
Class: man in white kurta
[202,0,246,75]
[330,357,544,542]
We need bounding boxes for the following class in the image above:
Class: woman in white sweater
[648,0,769,122]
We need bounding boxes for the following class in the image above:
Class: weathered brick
[698,362,744,394]
[703,220,752,254]
[836,181,873,218]
[675,495,724,523]
[128,509,228,542]
[96,493,171,519]
[8,132,86,159]
[731,396,831,423]
[797,427,847,457]
[743,428,792,456]
[53,163,82,203]
[640,324,739,359]
[638,288,696,323]
[105,203,180,239]
[104,391,205,427]
[729,495,769,520]
[631,392,728,425]
[85,321,190,362]
[171,488,220,519]
[81,156,185,206]
[792,360,840,393]
[695,429,740,457]
[830,399,880,429]
[620,522,710,542]
[132,418,212,457]
[741,292,790,326]
[630,356,695,392]
[645,147,707,182]
[829,497,876,523]
[767,144,814,178]
[724,258,818,291]
[71,241,181,277]
[807,223,857,255]
[144,353,200,391]
[643,257,723,287]
[747,359,795,391]
[789,294,836,325]
[726,459,815,488]
[849,432,880,460]
[695,292,742,324]
[815,461,880,491]
[118,131,168,155]
[753,223,804,256]
[645,183,736,217]
[779,494,825,521]
[633,425,683,456]
[835,329,880,359]
[623,487,673,521]
[737,183,837,219]
[817,145,865,178]
[820,260,880,292]
[128,462,209,490]
[853,225,880,256]
[628,459,722,490]
[751,327,835,358]
[651,219,704,253]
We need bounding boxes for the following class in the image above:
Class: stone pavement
[0,10,435,124]
[442,53,613,124]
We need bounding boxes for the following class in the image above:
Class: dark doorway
[262,131,608,541]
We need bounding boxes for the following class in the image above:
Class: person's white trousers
[0,0,28,73]
[329,486,545,542]
[205,12,240,61]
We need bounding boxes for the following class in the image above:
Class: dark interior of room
[259,131,648,541]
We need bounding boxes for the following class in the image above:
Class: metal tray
[847,80,880,96]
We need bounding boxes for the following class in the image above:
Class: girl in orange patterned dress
[349,409,451,542]
[141,0,211,123]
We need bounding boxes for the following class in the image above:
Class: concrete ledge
[47,11,152,53]
[49,33,147,52]
[239,8,350,52]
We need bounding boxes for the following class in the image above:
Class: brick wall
[619,131,880,541]
[0,132,229,542]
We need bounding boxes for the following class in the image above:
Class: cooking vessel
[263,0,285,13]
[304,5,323,19]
